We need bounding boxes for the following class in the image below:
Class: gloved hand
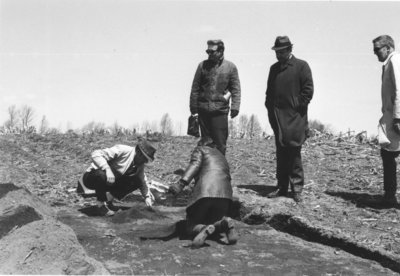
[105,168,115,185]
[393,119,400,135]
[230,109,239,119]
[145,191,155,207]
[191,113,199,118]
[169,179,186,195]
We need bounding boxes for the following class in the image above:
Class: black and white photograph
[0,0,400,275]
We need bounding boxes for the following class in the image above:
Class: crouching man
[79,139,156,216]
[169,137,238,248]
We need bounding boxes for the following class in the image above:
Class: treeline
[1,104,275,139]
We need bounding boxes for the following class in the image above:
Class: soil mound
[0,182,108,275]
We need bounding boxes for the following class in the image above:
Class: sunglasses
[206,49,218,55]
[374,46,386,53]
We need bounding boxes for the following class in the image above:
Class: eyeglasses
[374,46,385,53]
[206,49,218,55]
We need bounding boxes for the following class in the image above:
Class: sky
[1,0,400,136]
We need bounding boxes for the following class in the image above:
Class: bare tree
[20,105,35,131]
[4,105,19,130]
[228,119,238,139]
[237,114,249,139]
[247,114,262,139]
[160,113,173,135]
[39,115,49,134]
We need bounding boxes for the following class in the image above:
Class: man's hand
[393,118,400,135]
[105,168,115,185]
[230,109,239,119]
[169,180,186,195]
[191,113,199,118]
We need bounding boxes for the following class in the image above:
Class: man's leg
[82,170,115,216]
[198,112,212,139]
[209,114,228,155]
[83,170,108,202]
[381,149,400,200]
[288,146,304,202]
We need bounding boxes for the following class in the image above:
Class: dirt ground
[0,133,399,275]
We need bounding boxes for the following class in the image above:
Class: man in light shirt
[79,138,156,216]
[373,35,400,207]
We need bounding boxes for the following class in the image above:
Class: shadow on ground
[325,190,400,210]
[236,184,277,197]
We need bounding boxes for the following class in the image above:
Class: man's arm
[181,147,203,185]
[390,55,400,134]
[298,62,314,107]
[229,64,241,113]
[190,63,203,115]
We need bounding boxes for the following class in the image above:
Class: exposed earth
[0,132,399,275]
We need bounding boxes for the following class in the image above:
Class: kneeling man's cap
[137,139,156,162]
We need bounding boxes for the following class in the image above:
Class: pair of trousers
[83,169,141,202]
[381,149,400,196]
[186,198,231,238]
[198,112,228,155]
[275,141,304,194]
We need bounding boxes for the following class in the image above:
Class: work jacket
[190,57,241,115]
[181,145,232,208]
[265,56,314,147]
[380,52,400,151]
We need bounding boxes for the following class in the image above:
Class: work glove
[230,109,239,119]
[105,168,115,185]
[169,179,186,196]
[191,113,199,118]
[144,191,155,207]
[393,119,400,135]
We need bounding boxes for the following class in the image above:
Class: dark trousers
[198,112,228,155]
[381,149,400,197]
[83,169,141,202]
[275,140,304,194]
[186,198,231,238]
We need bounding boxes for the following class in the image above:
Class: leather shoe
[267,189,287,198]
[293,192,303,203]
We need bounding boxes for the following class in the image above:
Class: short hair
[373,35,395,50]
[207,39,225,52]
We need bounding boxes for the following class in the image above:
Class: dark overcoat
[265,56,314,147]
[181,145,232,208]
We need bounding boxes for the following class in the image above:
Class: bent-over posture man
[169,137,238,248]
[79,139,156,216]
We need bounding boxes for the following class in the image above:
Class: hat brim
[271,44,292,51]
[138,146,154,163]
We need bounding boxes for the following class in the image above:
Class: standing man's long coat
[265,56,314,147]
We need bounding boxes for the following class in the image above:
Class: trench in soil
[245,212,400,274]
[57,189,400,275]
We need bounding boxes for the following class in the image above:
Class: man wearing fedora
[189,39,241,155]
[79,138,157,216]
[265,36,314,203]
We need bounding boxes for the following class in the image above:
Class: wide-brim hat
[137,139,156,162]
[271,36,293,50]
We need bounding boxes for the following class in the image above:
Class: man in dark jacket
[169,137,238,248]
[265,36,314,203]
[189,39,241,155]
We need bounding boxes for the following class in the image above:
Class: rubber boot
[192,225,215,249]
